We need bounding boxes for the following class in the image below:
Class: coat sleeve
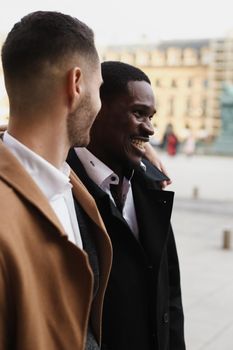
[167,225,186,350]
[0,251,9,349]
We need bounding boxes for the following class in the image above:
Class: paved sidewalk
[158,151,233,202]
[156,151,233,350]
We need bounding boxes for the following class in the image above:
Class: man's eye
[133,111,153,120]
[133,111,142,117]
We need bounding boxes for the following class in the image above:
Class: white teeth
[131,139,146,150]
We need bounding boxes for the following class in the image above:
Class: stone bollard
[222,230,231,250]
[192,186,199,199]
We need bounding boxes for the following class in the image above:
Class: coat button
[163,312,169,323]
[157,199,167,204]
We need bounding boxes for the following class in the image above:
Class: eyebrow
[133,103,156,115]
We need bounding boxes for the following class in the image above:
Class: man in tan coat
[0,11,112,350]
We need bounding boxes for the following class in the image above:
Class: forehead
[125,80,155,106]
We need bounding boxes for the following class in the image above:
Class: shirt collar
[75,147,147,186]
[3,131,72,200]
[140,161,146,172]
[74,147,120,189]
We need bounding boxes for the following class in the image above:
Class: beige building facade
[1,37,233,143]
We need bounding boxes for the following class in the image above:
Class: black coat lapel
[132,163,174,267]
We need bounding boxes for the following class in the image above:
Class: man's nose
[142,119,154,136]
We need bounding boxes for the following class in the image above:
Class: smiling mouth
[131,138,148,151]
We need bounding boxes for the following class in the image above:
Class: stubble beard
[67,93,96,148]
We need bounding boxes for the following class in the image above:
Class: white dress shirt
[3,131,83,249]
[75,147,140,239]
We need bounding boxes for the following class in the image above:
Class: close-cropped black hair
[100,61,151,101]
[1,11,98,80]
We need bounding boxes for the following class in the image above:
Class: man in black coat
[67,61,185,350]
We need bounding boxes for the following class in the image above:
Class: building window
[186,97,191,115]
[202,99,207,115]
[171,79,177,88]
[183,49,198,65]
[169,97,174,116]
[203,79,208,88]
[187,79,193,88]
[155,79,161,87]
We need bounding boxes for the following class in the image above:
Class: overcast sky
[0,0,233,46]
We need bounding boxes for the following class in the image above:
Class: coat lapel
[70,170,109,235]
[68,156,113,343]
[132,165,174,267]
[0,141,66,237]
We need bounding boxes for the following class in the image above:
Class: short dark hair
[1,11,98,81]
[100,61,151,101]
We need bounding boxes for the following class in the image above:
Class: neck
[7,115,69,169]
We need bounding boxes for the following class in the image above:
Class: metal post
[192,186,199,199]
[222,230,231,250]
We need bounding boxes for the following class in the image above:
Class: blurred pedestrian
[183,133,196,156]
[167,127,179,156]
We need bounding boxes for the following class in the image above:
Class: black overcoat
[67,149,185,350]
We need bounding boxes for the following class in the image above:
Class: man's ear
[66,67,82,112]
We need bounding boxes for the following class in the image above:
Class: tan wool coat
[0,141,112,350]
